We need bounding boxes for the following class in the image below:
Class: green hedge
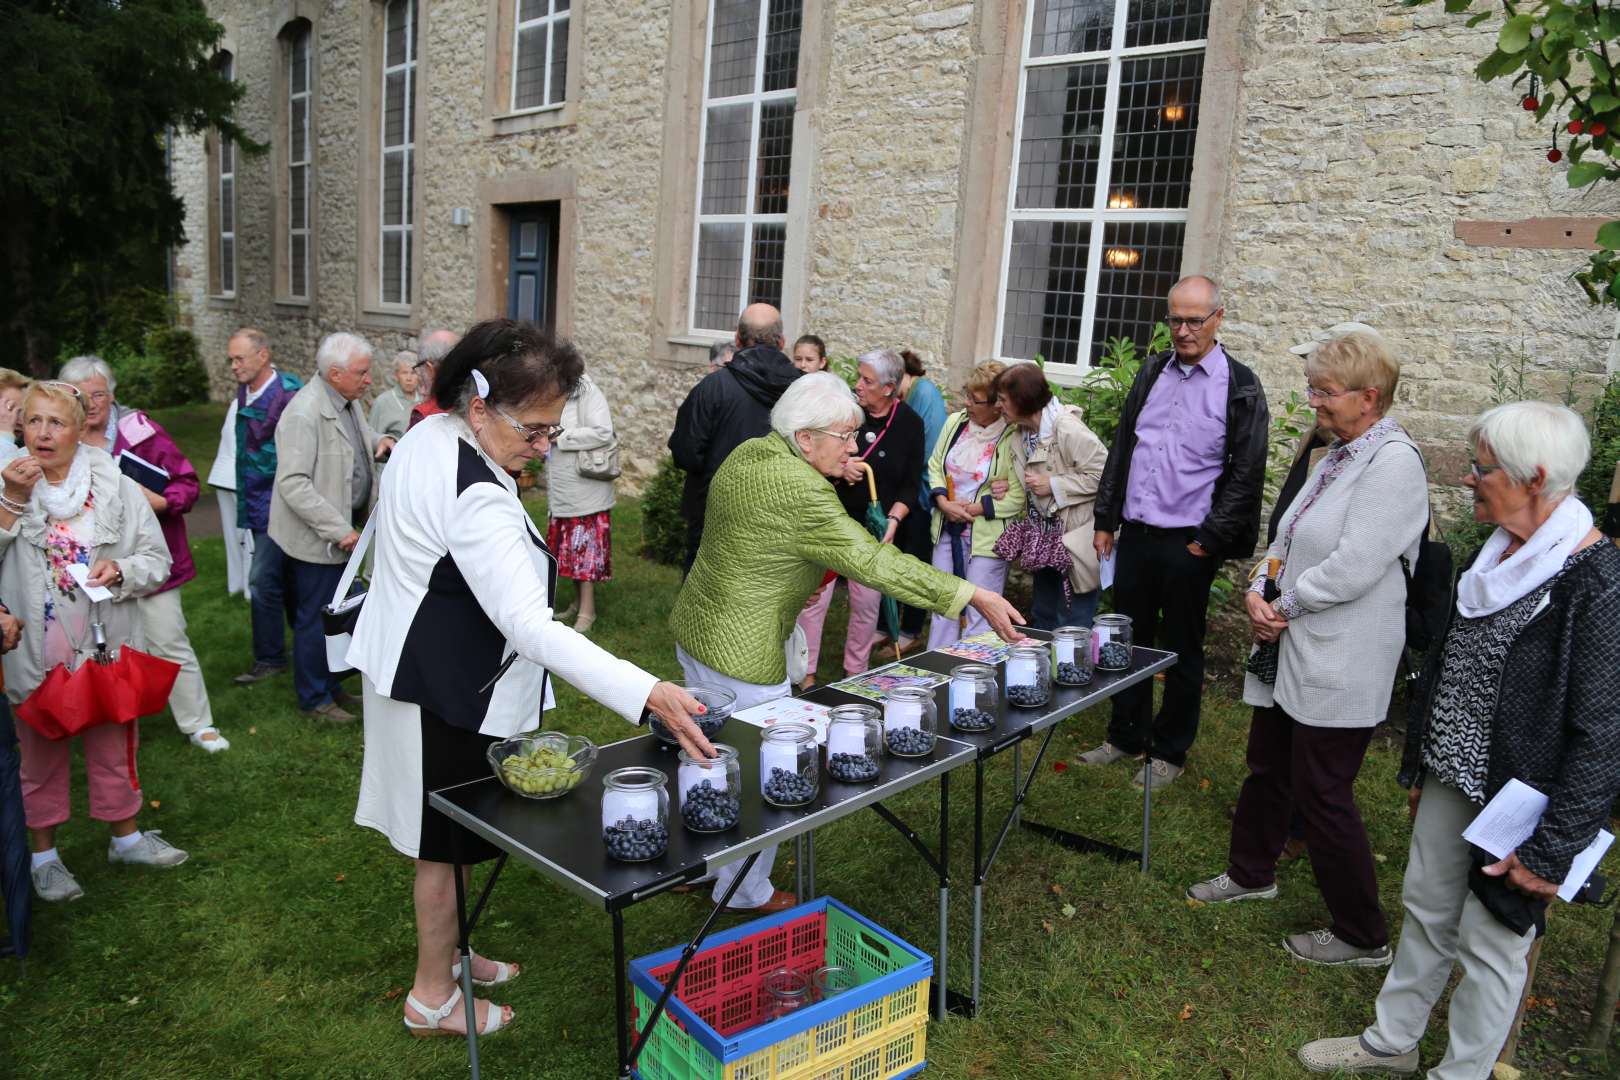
[639,455,688,567]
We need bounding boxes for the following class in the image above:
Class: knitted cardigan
[1400,540,1620,883]
[670,433,975,685]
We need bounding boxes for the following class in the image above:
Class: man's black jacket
[1093,347,1270,560]
[667,344,801,559]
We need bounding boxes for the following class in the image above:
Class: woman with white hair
[795,349,926,685]
[1300,400,1620,1078]
[669,372,1025,914]
[368,350,420,451]
[61,355,225,753]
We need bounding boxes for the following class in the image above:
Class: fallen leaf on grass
[126,996,141,1006]
[385,987,404,1000]
[248,726,257,735]
[1185,898,1205,909]
[1178,1003,1195,1021]
[1049,883,1063,897]
[1198,778,1211,791]
[1041,920,1055,935]
[334,873,346,883]
[1060,903,1076,919]
[1372,852,1388,864]
[148,800,161,810]
[1052,761,1069,773]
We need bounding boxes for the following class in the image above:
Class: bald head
[736,304,785,350]
[1168,275,1222,311]
[1166,275,1225,364]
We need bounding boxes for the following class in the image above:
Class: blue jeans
[1031,568,1099,632]
[287,556,345,710]
[249,529,289,666]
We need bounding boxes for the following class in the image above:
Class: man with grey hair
[707,340,736,372]
[407,326,461,429]
[269,332,380,721]
[1085,275,1270,790]
[668,303,800,573]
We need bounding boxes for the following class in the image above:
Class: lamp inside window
[1161,101,1187,123]
[1106,191,1136,210]
[1103,246,1140,268]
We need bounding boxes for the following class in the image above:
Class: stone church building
[173,0,1620,489]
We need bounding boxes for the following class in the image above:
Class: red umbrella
[16,646,179,791]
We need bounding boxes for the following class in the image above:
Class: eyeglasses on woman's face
[1304,383,1360,401]
[1468,458,1505,482]
[809,427,858,444]
[490,402,564,444]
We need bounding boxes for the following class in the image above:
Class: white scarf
[32,447,93,522]
[1455,495,1595,618]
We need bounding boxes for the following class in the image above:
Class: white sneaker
[1186,871,1278,903]
[189,728,230,753]
[1132,758,1184,791]
[31,859,84,902]
[1077,741,1135,766]
[108,830,189,868]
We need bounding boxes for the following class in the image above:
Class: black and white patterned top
[1424,544,1603,803]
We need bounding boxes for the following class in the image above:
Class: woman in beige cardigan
[1186,331,1428,969]
[994,362,1107,630]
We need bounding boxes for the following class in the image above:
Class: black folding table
[428,718,975,1078]
[804,638,1177,1015]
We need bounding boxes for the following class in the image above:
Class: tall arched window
[381,0,418,306]
[286,23,313,300]
[210,51,238,297]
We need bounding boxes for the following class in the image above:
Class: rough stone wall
[1218,0,1620,485]
[805,1,977,371]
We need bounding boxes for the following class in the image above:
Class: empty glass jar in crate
[813,965,857,1000]
[883,685,937,757]
[947,663,999,732]
[764,967,812,1020]
[824,705,882,784]
[1052,626,1095,686]
[1092,613,1134,671]
[601,766,669,862]
[1004,642,1052,708]
[760,722,819,807]
[678,743,741,833]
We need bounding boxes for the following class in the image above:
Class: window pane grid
[997,0,1206,368]
[381,0,416,305]
[691,0,802,333]
[288,27,312,300]
[217,53,235,296]
[512,0,569,111]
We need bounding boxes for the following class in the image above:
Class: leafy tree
[0,0,258,375]
[1407,0,1620,304]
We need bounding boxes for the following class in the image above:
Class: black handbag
[321,516,374,677]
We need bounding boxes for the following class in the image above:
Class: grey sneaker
[1186,871,1278,903]
[1132,758,1183,790]
[232,661,287,686]
[31,859,84,902]
[303,700,355,723]
[1284,928,1392,968]
[108,830,189,868]
[1077,741,1134,766]
[1297,1035,1417,1074]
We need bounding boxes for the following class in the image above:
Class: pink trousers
[16,720,143,830]
[796,578,884,677]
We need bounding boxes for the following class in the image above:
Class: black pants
[897,512,933,639]
[1226,705,1387,948]
[1104,523,1220,767]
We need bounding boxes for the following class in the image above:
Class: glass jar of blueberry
[947,663,999,732]
[825,705,883,784]
[1092,613,1134,671]
[883,685,937,757]
[760,722,819,807]
[1051,625,1094,686]
[677,743,741,833]
[601,766,670,862]
[1004,641,1052,708]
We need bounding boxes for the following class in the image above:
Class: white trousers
[1363,782,1538,1079]
[216,490,254,599]
[138,588,215,735]
[675,644,789,910]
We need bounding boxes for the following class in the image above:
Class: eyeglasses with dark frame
[1468,459,1505,482]
[490,402,564,444]
[1166,308,1222,331]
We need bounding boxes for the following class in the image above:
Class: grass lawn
[0,403,1615,1078]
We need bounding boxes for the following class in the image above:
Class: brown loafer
[718,889,797,915]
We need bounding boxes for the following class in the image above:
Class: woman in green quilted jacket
[668,372,1025,913]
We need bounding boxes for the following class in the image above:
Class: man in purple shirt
[1084,276,1270,789]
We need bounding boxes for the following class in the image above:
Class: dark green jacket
[670,433,975,684]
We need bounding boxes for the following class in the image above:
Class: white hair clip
[472,368,490,399]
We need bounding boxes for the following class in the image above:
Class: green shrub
[102,327,209,409]
[640,455,688,567]
[1047,322,1171,449]
[1577,371,1619,522]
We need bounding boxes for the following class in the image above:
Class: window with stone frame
[997,0,1209,368]
[689,0,803,334]
[380,0,418,307]
[511,0,570,112]
[211,51,238,297]
[285,22,314,301]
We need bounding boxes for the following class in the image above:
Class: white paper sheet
[1558,830,1614,903]
[734,699,833,744]
[885,699,921,731]
[827,722,868,757]
[1006,657,1038,688]
[1461,778,1616,902]
[1054,637,1075,664]
[1099,549,1116,590]
[67,562,113,603]
[949,677,976,715]
[760,741,799,776]
[680,762,728,794]
[602,789,658,826]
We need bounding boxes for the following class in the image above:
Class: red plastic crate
[648,909,827,1036]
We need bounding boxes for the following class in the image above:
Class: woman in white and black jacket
[348,320,712,1040]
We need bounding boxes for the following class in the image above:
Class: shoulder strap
[332,514,376,605]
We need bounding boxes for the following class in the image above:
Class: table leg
[1011,742,1022,828]
[970,756,984,1014]
[806,828,816,900]
[451,831,481,1080]
[795,834,805,901]
[1140,747,1153,875]
[614,909,629,1079]
[937,771,949,1023]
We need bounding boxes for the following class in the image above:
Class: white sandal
[402,985,512,1038]
[452,956,521,987]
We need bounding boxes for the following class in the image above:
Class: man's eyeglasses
[1167,309,1221,331]
[1469,459,1504,482]
[491,402,564,444]
[810,428,858,444]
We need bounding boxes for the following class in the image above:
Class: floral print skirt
[547,511,613,582]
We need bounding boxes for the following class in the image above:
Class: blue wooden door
[507,205,558,327]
